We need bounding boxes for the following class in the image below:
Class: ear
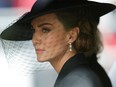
[67,27,79,44]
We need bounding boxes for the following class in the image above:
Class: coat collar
[57,53,89,80]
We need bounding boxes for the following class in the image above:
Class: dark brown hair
[55,8,103,57]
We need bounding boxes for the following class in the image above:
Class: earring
[69,43,72,51]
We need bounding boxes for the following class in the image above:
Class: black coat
[54,53,112,87]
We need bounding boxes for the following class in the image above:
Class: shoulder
[59,66,102,87]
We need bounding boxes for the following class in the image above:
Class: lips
[36,49,45,54]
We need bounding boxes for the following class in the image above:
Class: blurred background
[0,0,116,87]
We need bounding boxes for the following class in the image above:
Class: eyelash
[31,26,51,33]
[41,28,51,33]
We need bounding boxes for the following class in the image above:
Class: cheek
[44,33,67,50]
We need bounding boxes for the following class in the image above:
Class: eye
[42,28,51,33]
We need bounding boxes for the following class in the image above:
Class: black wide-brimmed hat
[0,0,116,41]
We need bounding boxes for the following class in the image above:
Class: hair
[54,8,103,58]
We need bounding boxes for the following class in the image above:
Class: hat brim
[0,1,116,41]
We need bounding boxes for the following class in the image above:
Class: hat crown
[31,0,87,13]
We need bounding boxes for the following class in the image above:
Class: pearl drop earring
[69,43,72,51]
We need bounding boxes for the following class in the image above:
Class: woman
[1,0,116,87]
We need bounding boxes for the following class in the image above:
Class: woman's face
[31,13,70,62]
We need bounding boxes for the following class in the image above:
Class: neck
[49,50,76,73]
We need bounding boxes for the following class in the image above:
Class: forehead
[31,13,58,24]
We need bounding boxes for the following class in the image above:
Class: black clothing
[54,53,112,87]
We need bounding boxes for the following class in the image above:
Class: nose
[32,32,41,45]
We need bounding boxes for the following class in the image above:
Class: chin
[37,56,47,62]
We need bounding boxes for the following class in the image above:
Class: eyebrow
[37,23,53,27]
